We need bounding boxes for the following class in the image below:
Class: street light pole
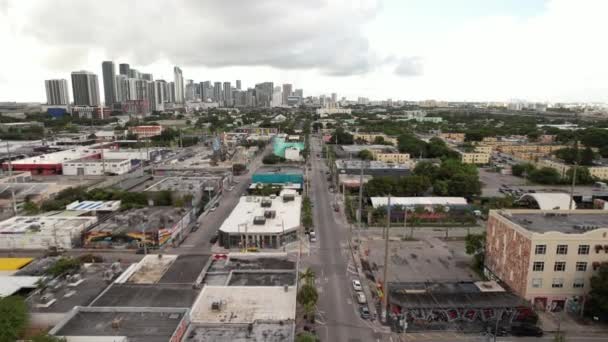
[382,195,391,323]
[5,141,16,215]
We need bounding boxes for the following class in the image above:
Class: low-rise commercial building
[485,209,608,312]
[218,190,301,249]
[0,215,98,249]
[128,125,163,138]
[2,147,103,175]
[62,158,132,176]
[335,159,410,177]
[252,166,303,186]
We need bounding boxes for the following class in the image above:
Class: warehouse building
[2,147,103,175]
[62,158,132,176]
[335,159,410,177]
[0,215,97,249]
[485,209,608,313]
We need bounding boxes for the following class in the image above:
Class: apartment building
[439,133,465,143]
[373,152,410,164]
[485,209,608,312]
[474,145,493,154]
[458,151,490,164]
[537,158,608,180]
[498,145,567,155]
[353,133,398,146]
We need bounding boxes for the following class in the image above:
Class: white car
[355,291,366,304]
[352,279,362,291]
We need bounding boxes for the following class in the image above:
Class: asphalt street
[303,135,383,342]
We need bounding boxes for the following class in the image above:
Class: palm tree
[299,267,316,287]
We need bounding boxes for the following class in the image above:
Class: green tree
[299,268,316,287]
[329,127,353,145]
[581,147,597,166]
[0,296,28,342]
[512,163,536,177]
[22,200,40,215]
[586,263,608,321]
[357,149,374,160]
[413,161,439,179]
[465,233,486,272]
[373,136,386,144]
[296,332,317,342]
[565,166,595,185]
[528,167,562,185]
[48,257,82,277]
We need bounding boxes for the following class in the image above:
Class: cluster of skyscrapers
[44,61,305,117]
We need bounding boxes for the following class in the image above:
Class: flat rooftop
[144,176,220,192]
[0,183,66,201]
[203,254,296,286]
[190,286,297,324]
[0,215,97,235]
[28,263,123,313]
[184,322,294,342]
[125,254,208,284]
[89,206,188,234]
[254,166,303,175]
[502,210,608,234]
[388,282,526,309]
[53,307,187,342]
[219,194,301,234]
[9,147,102,165]
[66,157,129,163]
[335,159,409,170]
[91,284,199,308]
[341,145,397,153]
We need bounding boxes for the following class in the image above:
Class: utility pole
[382,195,391,323]
[403,206,408,240]
[5,141,16,215]
[357,160,365,247]
[569,140,579,210]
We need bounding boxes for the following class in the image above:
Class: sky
[0,0,607,103]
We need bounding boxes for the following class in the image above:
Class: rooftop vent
[211,301,221,311]
[264,210,276,219]
[261,199,272,208]
[253,216,266,225]
[282,194,295,202]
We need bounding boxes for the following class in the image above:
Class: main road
[304,135,382,342]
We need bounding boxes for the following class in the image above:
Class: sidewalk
[538,310,608,334]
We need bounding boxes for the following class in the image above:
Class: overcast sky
[1,0,607,103]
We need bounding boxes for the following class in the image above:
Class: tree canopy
[357,149,374,160]
[0,296,28,342]
[587,263,608,321]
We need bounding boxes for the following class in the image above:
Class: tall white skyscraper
[44,79,70,105]
[223,81,232,106]
[173,66,185,104]
[236,80,242,90]
[114,75,128,103]
[71,71,100,106]
[213,82,222,103]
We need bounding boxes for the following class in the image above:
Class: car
[352,279,363,291]
[209,207,217,212]
[135,248,146,254]
[209,235,218,244]
[355,291,366,304]
[510,325,543,337]
[228,186,235,191]
[309,235,317,243]
[191,226,199,232]
[359,306,371,319]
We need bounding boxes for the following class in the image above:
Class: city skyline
[1,0,608,103]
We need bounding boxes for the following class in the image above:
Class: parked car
[510,325,543,337]
[209,235,218,244]
[352,279,363,291]
[355,291,366,304]
[359,306,371,319]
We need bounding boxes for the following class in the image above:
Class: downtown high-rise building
[185,79,195,101]
[294,89,303,98]
[200,81,212,102]
[101,61,117,107]
[153,80,166,111]
[173,66,184,104]
[223,81,232,106]
[282,84,293,105]
[119,63,130,76]
[167,82,176,103]
[128,68,140,79]
[141,73,153,81]
[44,79,70,105]
[213,82,222,103]
[71,71,100,106]
[236,80,242,90]
[255,82,273,107]
[114,74,128,104]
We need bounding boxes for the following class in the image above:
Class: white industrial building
[218,190,301,249]
[284,147,302,161]
[62,158,132,176]
[102,148,162,162]
[0,216,98,249]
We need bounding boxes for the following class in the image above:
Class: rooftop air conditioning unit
[253,216,266,225]
[211,301,221,311]
[264,210,276,219]
[261,199,272,208]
